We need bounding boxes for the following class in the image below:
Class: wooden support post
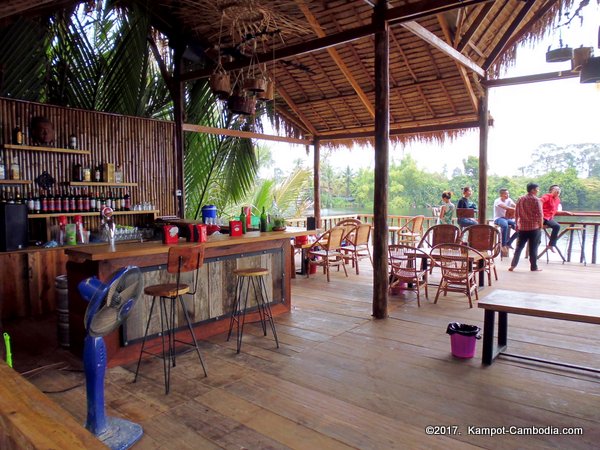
[372,0,389,319]
[173,43,185,218]
[313,139,321,228]
[478,83,488,224]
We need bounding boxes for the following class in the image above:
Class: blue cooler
[201,205,218,224]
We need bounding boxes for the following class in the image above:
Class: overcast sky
[266,2,600,178]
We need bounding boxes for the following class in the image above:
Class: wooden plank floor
[17,253,600,449]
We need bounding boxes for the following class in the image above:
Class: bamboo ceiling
[0,0,573,146]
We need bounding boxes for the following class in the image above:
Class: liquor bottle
[89,190,96,212]
[0,155,5,180]
[0,187,7,203]
[62,188,70,213]
[69,189,76,212]
[123,190,131,211]
[77,188,84,212]
[26,189,34,212]
[240,207,247,234]
[40,190,48,212]
[69,134,77,149]
[9,156,20,180]
[34,190,41,214]
[260,206,268,232]
[47,190,55,212]
[12,126,23,145]
[94,165,102,182]
[83,188,90,212]
[55,189,62,213]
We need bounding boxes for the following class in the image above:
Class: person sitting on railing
[457,186,478,228]
[540,185,573,253]
[493,188,518,254]
[439,191,455,225]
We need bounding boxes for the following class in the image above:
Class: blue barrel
[201,205,218,224]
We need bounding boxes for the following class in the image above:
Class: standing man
[509,183,544,272]
[493,188,517,255]
[540,185,572,253]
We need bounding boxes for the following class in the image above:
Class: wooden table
[478,289,600,372]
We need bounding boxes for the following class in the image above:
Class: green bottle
[240,207,247,234]
[260,206,268,232]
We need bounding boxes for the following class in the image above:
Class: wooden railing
[287,213,600,264]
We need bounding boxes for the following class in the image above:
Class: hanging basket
[572,47,594,72]
[228,95,257,115]
[243,77,267,93]
[256,81,274,101]
[210,72,231,99]
[546,46,573,63]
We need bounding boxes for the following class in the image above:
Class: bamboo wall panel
[0,97,176,234]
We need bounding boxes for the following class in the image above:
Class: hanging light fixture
[580,56,600,83]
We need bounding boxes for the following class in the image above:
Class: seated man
[540,185,573,252]
[493,188,518,252]
[456,186,478,228]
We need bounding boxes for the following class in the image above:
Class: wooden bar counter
[65,227,314,366]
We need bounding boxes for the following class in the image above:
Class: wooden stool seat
[227,267,279,353]
[134,244,207,394]
[233,267,269,277]
[144,283,189,297]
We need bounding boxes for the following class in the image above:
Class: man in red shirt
[540,185,573,252]
[509,183,544,272]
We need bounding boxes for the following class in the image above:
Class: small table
[478,289,600,372]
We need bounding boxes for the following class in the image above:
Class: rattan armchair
[388,244,433,307]
[307,226,348,282]
[396,215,425,246]
[341,222,372,274]
[460,224,501,286]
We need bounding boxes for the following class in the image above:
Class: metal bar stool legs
[227,268,280,354]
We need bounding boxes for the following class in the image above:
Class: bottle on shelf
[26,189,34,212]
[240,207,247,234]
[90,191,97,212]
[47,189,55,213]
[34,191,41,214]
[72,163,83,182]
[83,188,90,212]
[7,187,15,204]
[12,125,23,145]
[62,188,70,213]
[0,155,5,180]
[260,206,268,232]
[9,156,20,180]
[123,190,131,211]
[94,165,102,182]
[69,189,76,212]
[114,164,123,183]
[40,189,48,213]
[69,134,77,150]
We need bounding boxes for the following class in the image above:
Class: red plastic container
[163,225,179,244]
[196,224,207,242]
[229,220,243,236]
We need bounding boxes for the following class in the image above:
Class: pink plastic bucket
[450,333,477,358]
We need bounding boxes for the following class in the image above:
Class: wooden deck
[11,253,600,448]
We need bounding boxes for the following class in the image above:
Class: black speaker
[0,203,29,251]
[307,216,316,230]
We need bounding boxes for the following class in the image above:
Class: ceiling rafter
[484,0,537,70]
[400,21,485,77]
[181,0,494,82]
[456,2,495,52]
[276,85,319,136]
[437,13,478,110]
[297,1,375,118]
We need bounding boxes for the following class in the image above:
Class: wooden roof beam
[483,70,578,87]
[320,118,489,141]
[182,124,312,145]
[400,21,485,77]
[456,2,495,52]
[437,14,478,110]
[483,0,537,70]
[181,0,494,82]
[297,1,375,118]
[276,85,320,136]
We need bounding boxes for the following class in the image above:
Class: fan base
[93,416,143,450]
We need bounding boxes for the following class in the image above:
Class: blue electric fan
[78,266,144,450]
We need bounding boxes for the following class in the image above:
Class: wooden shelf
[0,180,32,185]
[29,210,158,219]
[3,143,90,155]
[68,181,137,187]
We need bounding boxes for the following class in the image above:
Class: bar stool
[134,244,207,394]
[227,267,279,354]
[561,225,586,265]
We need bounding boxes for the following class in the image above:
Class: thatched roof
[0,0,573,146]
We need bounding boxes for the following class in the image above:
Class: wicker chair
[396,215,425,247]
[460,224,501,286]
[417,224,461,250]
[388,244,433,307]
[341,222,373,274]
[430,243,484,308]
[307,226,348,282]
